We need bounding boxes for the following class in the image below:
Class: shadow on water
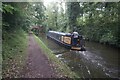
[38,34,120,78]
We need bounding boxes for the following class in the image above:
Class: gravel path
[21,34,57,78]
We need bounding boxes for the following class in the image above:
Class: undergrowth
[2,29,28,78]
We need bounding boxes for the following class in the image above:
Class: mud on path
[21,34,57,78]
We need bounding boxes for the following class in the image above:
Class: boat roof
[48,31,71,36]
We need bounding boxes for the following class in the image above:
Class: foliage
[2,2,32,32]
[2,2,33,78]
[66,2,82,32]
[2,4,15,14]
[43,2,119,47]
[31,2,45,25]
[77,2,119,47]
[2,29,28,78]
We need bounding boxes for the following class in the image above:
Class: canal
[38,34,119,78]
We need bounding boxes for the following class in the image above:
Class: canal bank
[34,34,80,78]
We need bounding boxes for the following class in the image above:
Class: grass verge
[34,34,80,78]
[2,29,28,78]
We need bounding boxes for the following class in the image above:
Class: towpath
[21,33,57,78]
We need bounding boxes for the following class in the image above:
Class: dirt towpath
[21,34,57,78]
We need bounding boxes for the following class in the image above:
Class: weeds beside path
[2,29,28,78]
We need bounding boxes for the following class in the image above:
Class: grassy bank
[34,34,80,78]
[2,29,28,78]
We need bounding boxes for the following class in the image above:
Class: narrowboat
[47,31,86,51]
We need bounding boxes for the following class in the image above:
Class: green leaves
[3,4,14,14]
[2,2,32,32]
[79,2,119,47]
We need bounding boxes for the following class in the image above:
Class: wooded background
[2,2,120,47]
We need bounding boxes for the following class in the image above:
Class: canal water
[38,35,119,78]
